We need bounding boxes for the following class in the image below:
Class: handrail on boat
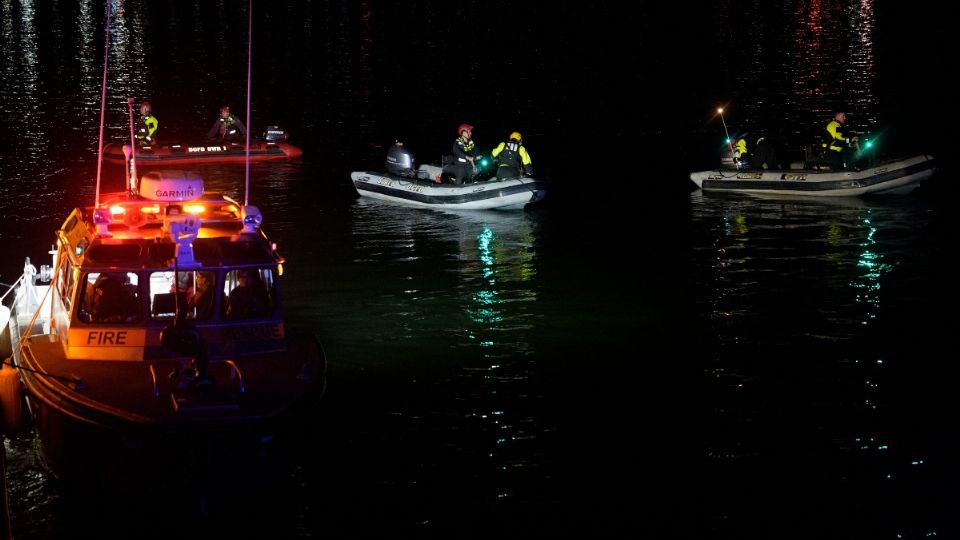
[224,359,246,393]
[0,276,23,306]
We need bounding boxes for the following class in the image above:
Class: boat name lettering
[220,324,283,341]
[781,173,807,181]
[407,185,424,193]
[154,186,196,199]
[707,175,723,180]
[85,330,130,345]
[378,178,393,186]
[187,146,225,152]
[736,173,763,180]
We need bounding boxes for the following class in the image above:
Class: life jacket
[734,138,748,159]
[219,115,242,140]
[136,114,158,146]
[454,136,475,156]
[497,141,520,168]
[824,120,847,152]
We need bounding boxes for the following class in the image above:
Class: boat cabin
[48,170,287,362]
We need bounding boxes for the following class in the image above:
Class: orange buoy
[0,361,24,435]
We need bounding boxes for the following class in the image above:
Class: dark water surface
[0,1,955,538]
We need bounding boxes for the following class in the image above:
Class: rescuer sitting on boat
[89,272,140,323]
[225,269,271,320]
[187,271,216,320]
[734,132,779,170]
[135,101,159,147]
[207,105,247,143]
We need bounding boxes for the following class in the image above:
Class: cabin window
[149,270,218,321]
[78,271,141,323]
[223,268,274,320]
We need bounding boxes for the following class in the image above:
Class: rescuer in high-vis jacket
[490,131,533,180]
[207,105,247,143]
[823,111,859,169]
[135,101,158,147]
[449,123,477,184]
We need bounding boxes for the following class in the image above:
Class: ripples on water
[689,190,954,537]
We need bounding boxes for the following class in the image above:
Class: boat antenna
[94,1,113,207]
[125,97,138,193]
[244,0,253,206]
[717,107,734,157]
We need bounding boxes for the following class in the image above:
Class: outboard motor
[386,142,416,178]
[263,126,289,142]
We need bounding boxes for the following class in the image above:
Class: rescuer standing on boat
[135,101,158,147]
[490,131,533,180]
[207,105,247,143]
[450,123,477,184]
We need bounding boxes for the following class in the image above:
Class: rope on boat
[7,262,84,391]
[1,358,81,386]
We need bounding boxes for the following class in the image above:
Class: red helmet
[220,106,230,114]
[457,123,473,135]
[140,101,152,113]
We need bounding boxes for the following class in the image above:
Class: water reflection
[850,211,890,325]
[336,201,541,362]
[0,0,40,186]
[327,201,547,503]
[692,191,915,337]
[716,0,878,152]
[690,190,945,535]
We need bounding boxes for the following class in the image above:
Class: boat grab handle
[149,364,160,397]
[223,359,246,393]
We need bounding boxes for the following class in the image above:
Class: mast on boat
[125,97,138,193]
[244,0,253,206]
[94,2,113,207]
